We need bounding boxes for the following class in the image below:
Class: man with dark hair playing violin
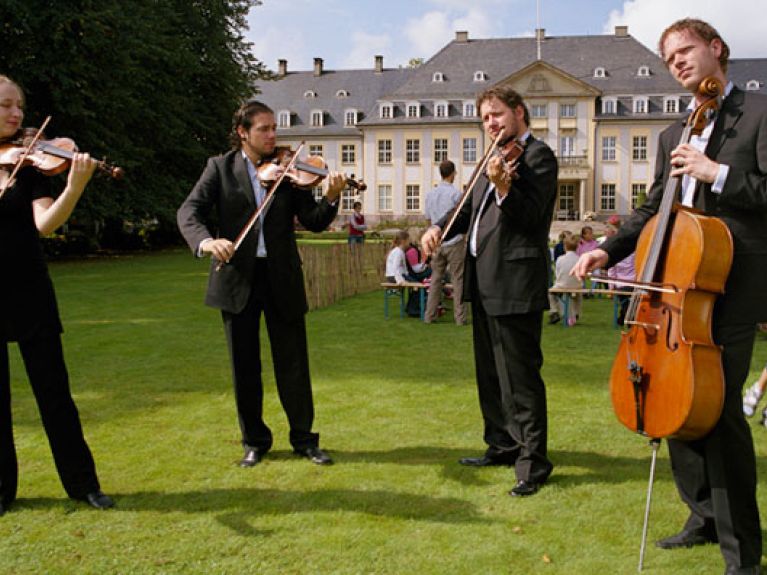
[573,19,767,575]
[0,75,114,515]
[177,100,346,467]
[422,86,558,497]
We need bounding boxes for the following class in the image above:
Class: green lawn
[2,249,765,574]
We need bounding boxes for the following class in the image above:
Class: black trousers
[0,334,99,505]
[667,322,761,568]
[221,259,318,453]
[470,290,553,484]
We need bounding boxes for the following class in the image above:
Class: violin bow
[215,141,305,272]
[0,116,51,199]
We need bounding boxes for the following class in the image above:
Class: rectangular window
[344,110,357,126]
[558,183,575,211]
[311,111,323,126]
[405,139,420,163]
[309,144,323,157]
[381,105,392,119]
[341,189,356,211]
[633,98,647,114]
[378,184,392,212]
[602,136,616,161]
[631,183,647,208]
[463,137,477,163]
[665,98,679,114]
[463,102,475,117]
[560,135,575,157]
[435,103,447,118]
[407,104,419,118]
[341,144,356,164]
[601,183,616,211]
[531,104,547,118]
[602,99,616,114]
[378,140,392,164]
[559,103,576,118]
[433,138,448,162]
[406,184,420,211]
[632,136,647,161]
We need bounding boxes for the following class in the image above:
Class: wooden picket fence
[298,241,389,310]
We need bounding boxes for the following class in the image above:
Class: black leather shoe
[239,448,262,467]
[295,447,333,465]
[80,491,115,510]
[655,529,717,549]
[459,455,512,467]
[509,480,541,497]
[724,565,761,575]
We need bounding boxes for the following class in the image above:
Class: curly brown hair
[659,18,729,74]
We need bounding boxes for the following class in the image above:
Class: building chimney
[277,59,287,76]
[374,55,383,73]
[535,28,546,41]
[455,31,468,43]
[313,57,323,77]
[615,25,629,38]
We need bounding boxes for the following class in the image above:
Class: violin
[258,146,366,191]
[437,130,524,245]
[0,127,124,180]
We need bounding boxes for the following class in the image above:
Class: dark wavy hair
[229,100,273,150]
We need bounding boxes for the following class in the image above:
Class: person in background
[423,160,467,325]
[0,75,114,515]
[347,200,366,246]
[385,230,414,285]
[547,234,582,325]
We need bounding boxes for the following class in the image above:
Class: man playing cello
[573,19,767,575]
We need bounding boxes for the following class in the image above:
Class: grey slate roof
[385,33,681,100]
[729,59,767,94]
[255,65,411,137]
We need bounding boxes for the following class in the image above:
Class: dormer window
[432,72,444,83]
[304,90,317,98]
[380,102,393,119]
[602,97,617,114]
[336,89,350,98]
[463,101,476,117]
[637,65,651,77]
[434,100,448,118]
[594,67,607,78]
[277,110,291,128]
[344,109,359,126]
[473,70,487,82]
[310,109,324,127]
[664,96,679,114]
[746,79,761,91]
[633,96,648,114]
[406,101,420,118]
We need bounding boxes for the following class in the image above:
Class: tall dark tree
[0,0,270,248]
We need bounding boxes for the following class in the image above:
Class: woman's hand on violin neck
[201,238,235,263]
[571,249,609,280]
[324,171,346,202]
[65,152,98,195]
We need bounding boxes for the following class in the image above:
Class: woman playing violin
[177,100,346,467]
[0,75,113,515]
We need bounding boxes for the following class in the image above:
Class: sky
[246,0,764,73]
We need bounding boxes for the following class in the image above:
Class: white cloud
[603,0,764,57]
[341,31,393,69]
[404,11,455,59]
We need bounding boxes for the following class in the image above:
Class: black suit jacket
[177,150,338,318]
[441,137,558,316]
[602,87,767,324]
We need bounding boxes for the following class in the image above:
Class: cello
[610,76,732,441]
[605,77,733,571]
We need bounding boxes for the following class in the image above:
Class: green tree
[0,0,270,248]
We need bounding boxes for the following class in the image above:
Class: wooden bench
[381,282,428,320]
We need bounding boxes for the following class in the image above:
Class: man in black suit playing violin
[177,100,346,467]
[422,86,558,497]
[574,19,767,575]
